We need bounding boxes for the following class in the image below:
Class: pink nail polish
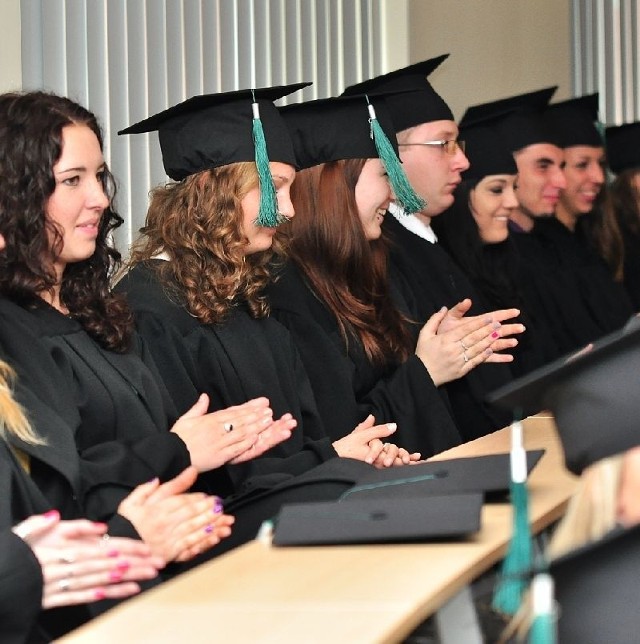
[491,331,500,339]
[116,560,131,570]
[107,549,120,558]
[94,589,106,600]
[44,509,59,519]
[109,571,123,582]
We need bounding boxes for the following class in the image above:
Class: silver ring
[59,554,75,565]
[223,422,233,433]
[59,578,71,592]
[460,340,469,351]
[463,351,469,363]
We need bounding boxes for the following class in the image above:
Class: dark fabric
[384,215,513,440]
[528,217,634,350]
[265,260,461,457]
[617,222,640,311]
[116,261,338,492]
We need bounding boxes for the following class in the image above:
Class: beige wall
[408,0,571,120]
[0,0,22,92]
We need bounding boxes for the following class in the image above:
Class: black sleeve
[0,530,43,644]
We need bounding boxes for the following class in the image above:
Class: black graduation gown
[618,222,640,311]
[265,260,462,457]
[384,214,513,439]
[115,261,338,489]
[533,217,634,337]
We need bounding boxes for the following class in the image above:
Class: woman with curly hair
[117,86,415,509]
[0,90,304,566]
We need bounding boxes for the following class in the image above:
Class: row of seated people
[2,54,639,641]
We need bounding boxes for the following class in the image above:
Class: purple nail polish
[213,498,224,514]
[204,524,214,534]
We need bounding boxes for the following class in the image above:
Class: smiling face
[240,161,296,254]
[354,158,392,240]
[45,124,109,279]
[513,143,566,219]
[558,145,606,219]
[469,174,519,244]
[397,119,470,219]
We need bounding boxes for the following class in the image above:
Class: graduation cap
[458,86,557,128]
[545,93,603,148]
[341,54,454,131]
[118,83,310,226]
[488,315,640,474]
[272,492,483,545]
[340,450,544,501]
[606,121,640,174]
[459,110,519,181]
[281,93,425,213]
[549,524,640,643]
[461,87,559,154]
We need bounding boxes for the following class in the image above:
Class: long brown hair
[126,162,279,323]
[279,159,413,365]
[0,91,132,352]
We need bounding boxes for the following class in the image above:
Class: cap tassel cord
[366,99,426,215]
[492,418,533,616]
[528,572,557,644]
[251,93,282,228]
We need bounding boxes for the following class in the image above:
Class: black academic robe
[1,296,370,562]
[265,260,462,457]
[1,298,193,526]
[384,214,513,440]
[115,261,338,490]
[533,217,634,338]
[617,222,640,312]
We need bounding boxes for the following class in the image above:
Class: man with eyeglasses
[342,55,519,442]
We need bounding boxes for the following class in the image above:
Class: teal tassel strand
[493,419,533,616]
[528,573,556,644]
[366,101,426,215]
[251,96,281,228]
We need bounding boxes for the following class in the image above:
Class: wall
[0,0,22,91]
[407,0,572,119]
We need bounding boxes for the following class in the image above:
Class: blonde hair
[499,453,625,642]
[0,360,43,445]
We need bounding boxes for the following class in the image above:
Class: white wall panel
[21,0,399,252]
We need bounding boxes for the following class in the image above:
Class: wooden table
[60,415,577,644]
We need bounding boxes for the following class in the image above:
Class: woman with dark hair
[432,115,556,376]
[267,95,520,455]
[0,90,297,567]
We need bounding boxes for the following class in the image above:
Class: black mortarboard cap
[488,316,640,474]
[118,83,310,180]
[606,121,640,173]
[459,111,519,181]
[462,87,559,154]
[341,54,454,131]
[272,492,482,545]
[342,450,544,502]
[458,86,557,128]
[550,524,640,643]
[281,92,425,213]
[545,93,603,148]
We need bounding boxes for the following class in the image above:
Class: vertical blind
[572,0,640,126]
[21,0,392,252]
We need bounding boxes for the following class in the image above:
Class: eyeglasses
[398,139,466,155]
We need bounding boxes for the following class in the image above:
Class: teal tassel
[251,95,282,228]
[366,100,426,215]
[493,419,533,616]
[528,573,556,644]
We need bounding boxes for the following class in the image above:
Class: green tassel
[251,95,282,228]
[366,100,426,215]
[493,419,533,616]
[528,573,556,644]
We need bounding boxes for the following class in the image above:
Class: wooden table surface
[60,414,577,644]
